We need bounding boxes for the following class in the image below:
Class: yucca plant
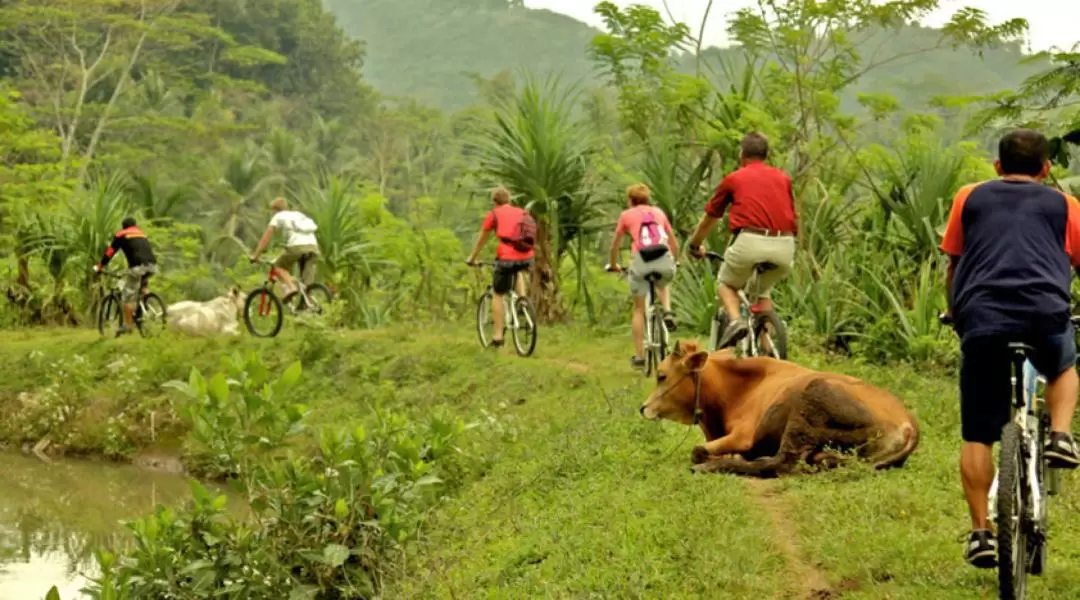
[295,175,381,284]
[471,71,595,323]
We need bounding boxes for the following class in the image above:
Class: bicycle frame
[257,259,315,312]
[704,252,776,355]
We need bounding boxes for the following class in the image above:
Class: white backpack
[288,212,318,234]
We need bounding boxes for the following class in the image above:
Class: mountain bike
[605,264,670,377]
[243,255,334,338]
[702,251,788,359]
[96,269,167,338]
[939,313,1077,599]
[472,261,537,357]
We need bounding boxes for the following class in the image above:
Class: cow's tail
[872,418,920,470]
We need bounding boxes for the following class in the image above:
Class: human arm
[687,176,734,256]
[250,225,275,261]
[939,185,970,317]
[663,214,679,257]
[607,213,628,270]
[466,212,496,264]
[96,234,124,271]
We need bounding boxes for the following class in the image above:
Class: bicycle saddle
[754,262,779,273]
[644,272,664,282]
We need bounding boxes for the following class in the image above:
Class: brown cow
[640,341,920,476]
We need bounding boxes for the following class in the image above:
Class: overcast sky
[527,0,1079,52]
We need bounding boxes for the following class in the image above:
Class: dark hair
[998,128,1049,177]
[741,132,769,161]
[122,217,137,229]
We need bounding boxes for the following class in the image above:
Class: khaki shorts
[275,245,319,284]
[717,232,795,299]
[628,249,676,298]
[123,264,157,303]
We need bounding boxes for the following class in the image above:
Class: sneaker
[663,311,678,332]
[717,318,749,349]
[114,325,132,338]
[964,529,997,569]
[490,339,504,348]
[1045,432,1080,469]
[630,356,646,370]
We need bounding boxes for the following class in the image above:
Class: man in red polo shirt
[687,132,798,349]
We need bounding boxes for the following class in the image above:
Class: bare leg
[514,271,526,299]
[275,267,298,295]
[631,296,645,359]
[492,293,506,343]
[122,303,135,328]
[658,285,671,312]
[718,283,741,321]
[960,442,994,529]
[1045,367,1078,434]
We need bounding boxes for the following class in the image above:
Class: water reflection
[0,452,195,599]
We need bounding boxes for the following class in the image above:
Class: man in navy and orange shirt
[940,128,1080,568]
[94,217,158,336]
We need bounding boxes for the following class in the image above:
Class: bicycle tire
[243,287,284,338]
[98,294,120,336]
[476,290,494,348]
[997,422,1027,600]
[135,293,167,338]
[753,310,789,360]
[282,283,334,315]
[647,309,668,376]
[512,297,538,357]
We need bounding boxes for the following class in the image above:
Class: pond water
[0,452,196,600]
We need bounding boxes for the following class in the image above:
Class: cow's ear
[684,351,709,373]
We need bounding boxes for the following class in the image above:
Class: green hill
[325,0,1042,112]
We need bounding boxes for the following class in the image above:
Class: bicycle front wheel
[997,422,1028,600]
[476,290,494,348]
[512,297,537,357]
[98,294,121,336]
[244,287,283,338]
[753,310,788,360]
[135,293,167,338]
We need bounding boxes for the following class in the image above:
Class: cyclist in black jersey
[94,217,158,336]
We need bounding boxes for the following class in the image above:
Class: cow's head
[640,340,726,423]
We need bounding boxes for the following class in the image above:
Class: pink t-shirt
[615,205,674,254]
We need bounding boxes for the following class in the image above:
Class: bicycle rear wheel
[98,295,121,336]
[135,293,167,338]
[476,290,494,348]
[282,283,334,315]
[511,297,537,357]
[997,422,1027,600]
[753,310,788,360]
[244,287,284,338]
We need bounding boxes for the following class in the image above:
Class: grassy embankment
[4,324,1080,599]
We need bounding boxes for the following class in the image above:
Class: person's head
[739,132,769,165]
[491,186,511,206]
[270,197,288,213]
[121,217,136,229]
[995,128,1051,180]
[627,183,651,207]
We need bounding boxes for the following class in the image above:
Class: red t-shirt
[704,161,798,234]
[482,204,535,261]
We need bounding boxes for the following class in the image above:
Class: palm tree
[471,72,594,322]
[208,143,283,259]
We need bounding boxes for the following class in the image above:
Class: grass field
[4,324,1080,599]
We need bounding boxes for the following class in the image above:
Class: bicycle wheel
[645,309,667,377]
[134,293,167,338]
[997,422,1027,600]
[476,290,494,348]
[753,310,788,360]
[282,283,334,315]
[243,287,284,338]
[98,294,121,336]
[511,297,537,357]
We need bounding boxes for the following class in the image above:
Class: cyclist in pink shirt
[607,184,679,370]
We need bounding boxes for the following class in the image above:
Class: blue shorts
[959,323,1076,445]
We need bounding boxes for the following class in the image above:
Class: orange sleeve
[940,184,975,256]
[482,211,495,232]
[1063,193,1080,267]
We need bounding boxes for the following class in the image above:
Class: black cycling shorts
[959,324,1076,445]
[493,259,532,295]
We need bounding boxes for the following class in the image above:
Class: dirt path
[746,479,838,599]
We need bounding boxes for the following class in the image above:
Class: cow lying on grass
[640,341,920,477]
[167,287,245,337]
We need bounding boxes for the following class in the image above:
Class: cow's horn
[673,340,681,356]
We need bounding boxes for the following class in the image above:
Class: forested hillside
[326,0,1043,111]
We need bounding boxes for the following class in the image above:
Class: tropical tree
[471,72,594,322]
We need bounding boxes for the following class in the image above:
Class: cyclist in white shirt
[249,197,320,295]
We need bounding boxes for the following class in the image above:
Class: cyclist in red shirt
[466,186,536,348]
[687,132,798,349]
